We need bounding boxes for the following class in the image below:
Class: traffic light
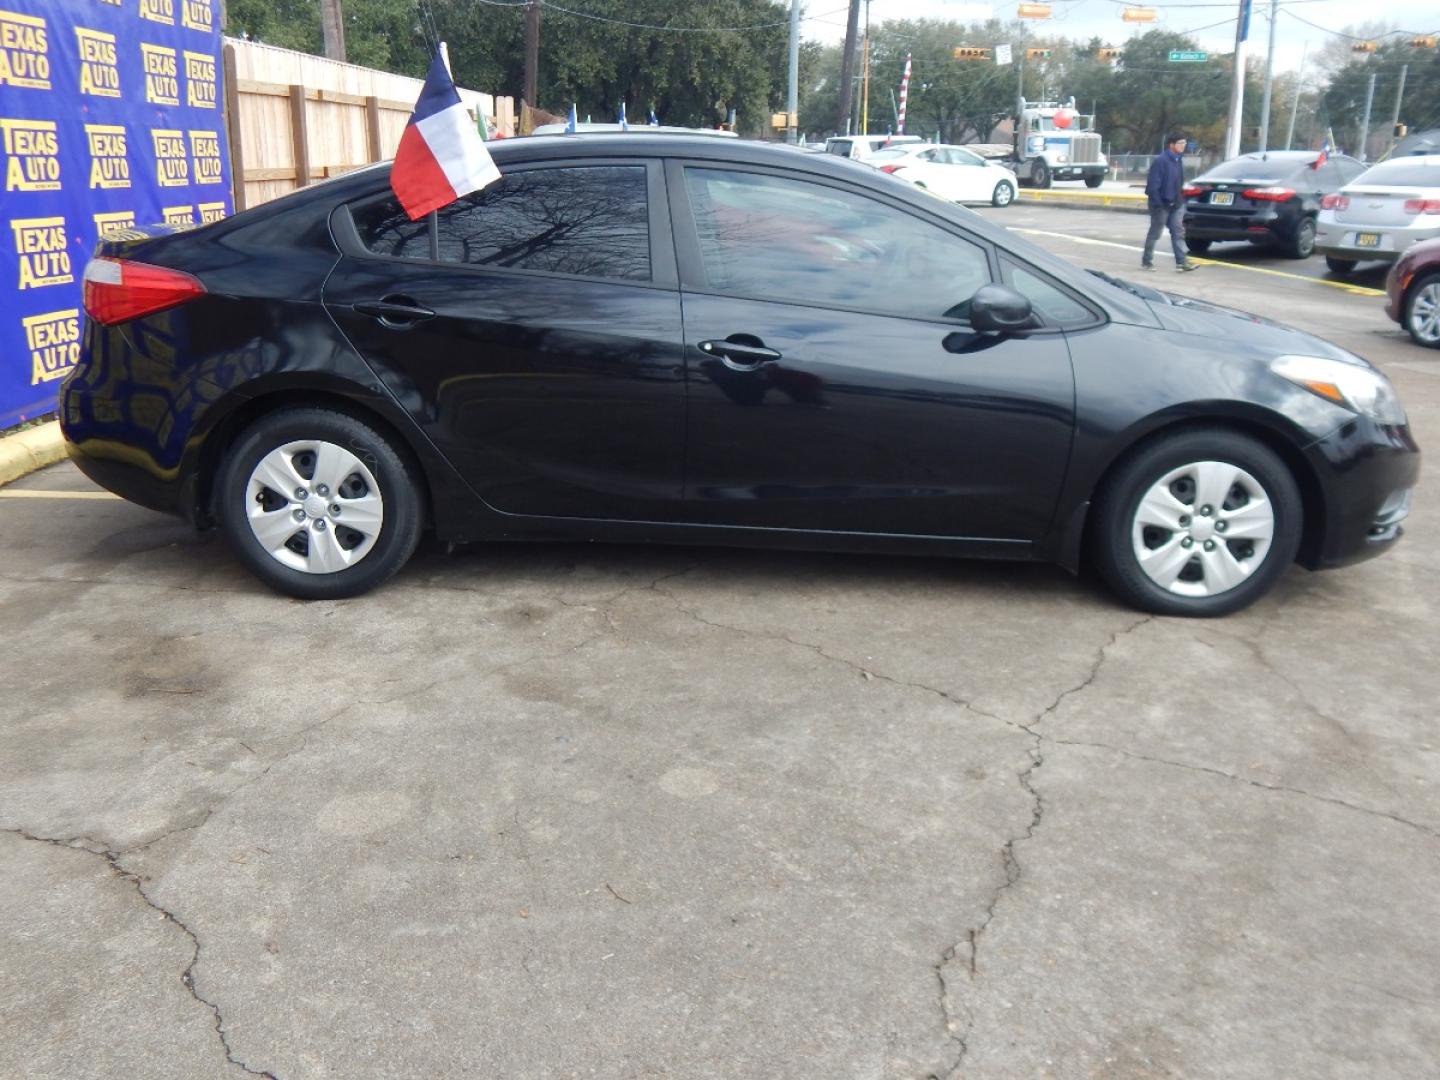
[1352,41,1377,53]
[1096,47,1122,62]
[1025,48,1052,60]
[1411,37,1437,49]
[952,47,992,61]
[1121,6,1157,22]
[1017,3,1052,17]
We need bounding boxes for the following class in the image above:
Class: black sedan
[1182,150,1367,258]
[62,135,1417,616]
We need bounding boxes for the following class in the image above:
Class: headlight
[1271,354,1407,425]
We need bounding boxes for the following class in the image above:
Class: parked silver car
[1316,155,1440,274]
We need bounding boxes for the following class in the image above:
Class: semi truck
[1007,98,1108,189]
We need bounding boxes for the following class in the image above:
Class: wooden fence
[223,39,516,211]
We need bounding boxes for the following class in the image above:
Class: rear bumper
[1305,418,1420,570]
[1315,221,1440,262]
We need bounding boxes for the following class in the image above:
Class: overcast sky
[803,1,1440,74]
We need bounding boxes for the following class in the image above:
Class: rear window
[1201,156,1305,182]
[1352,159,1440,187]
[826,140,853,156]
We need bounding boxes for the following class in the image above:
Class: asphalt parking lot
[3,203,1438,1079]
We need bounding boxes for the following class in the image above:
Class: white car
[865,144,1018,207]
[822,134,923,159]
[1316,154,1440,274]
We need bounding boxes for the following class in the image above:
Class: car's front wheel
[1403,272,1440,349]
[991,180,1016,207]
[1091,430,1302,617]
[216,408,424,599]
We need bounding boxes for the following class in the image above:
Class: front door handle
[698,337,782,371]
[353,295,436,327]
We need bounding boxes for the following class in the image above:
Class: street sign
[995,43,1013,66]
[1168,50,1208,62]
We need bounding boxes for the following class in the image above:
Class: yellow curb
[0,421,67,488]
[0,489,118,500]
[1018,187,1148,213]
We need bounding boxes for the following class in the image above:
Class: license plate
[1210,191,1234,205]
[1355,232,1381,248]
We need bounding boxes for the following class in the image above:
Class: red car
[1387,236,1440,348]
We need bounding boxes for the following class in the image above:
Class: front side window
[352,165,651,282]
[683,167,991,321]
[1003,258,1092,328]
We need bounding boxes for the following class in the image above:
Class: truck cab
[1015,99,1107,189]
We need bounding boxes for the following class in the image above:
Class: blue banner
[0,0,231,428]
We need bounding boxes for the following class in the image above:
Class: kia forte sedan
[61,135,1417,616]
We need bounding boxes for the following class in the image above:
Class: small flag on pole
[565,103,578,133]
[391,46,501,221]
[619,101,629,131]
[897,53,912,135]
[1311,136,1332,169]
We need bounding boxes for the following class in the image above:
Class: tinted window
[1353,159,1440,187]
[1003,258,1091,328]
[683,167,991,321]
[1202,155,1310,182]
[434,166,649,281]
[826,140,853,156]
[353,199,432,259]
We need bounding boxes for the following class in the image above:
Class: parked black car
[1182,150,1367,258]
[62,135,1417,615]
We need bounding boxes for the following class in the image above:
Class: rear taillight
[1182,185,1202,198]
[83,257,205,326]
[1404,198,1440,214]
[1242,186,1296,202]
[879,164,904,174]
[1320,193,1350,210]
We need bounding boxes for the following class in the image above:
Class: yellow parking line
[1013,227,1387,297]
[0,489,120,500]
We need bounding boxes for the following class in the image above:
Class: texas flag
[391,48,501,221]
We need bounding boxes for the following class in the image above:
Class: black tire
[1032,161,1051,189]
[1185,238,1212,255]
[1090,429,1303,617]
[1325,255,1357,275]
[1403,272,1440,349]
[215,407,424,600]
[1084,174,1104,189]
[1287,216,1316,259]
[991,180,1016,207]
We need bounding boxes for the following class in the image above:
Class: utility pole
[320,0,346,62]
[1386,64,1409,156]
[836,0,860,135]
[1223,0,1252,158]
[523,0,540,108]
[1357,71,1376,161]
[786,0,799,142]
[1258,0,1278,152]
[1284,40,1306,150]
[860,0,871,135]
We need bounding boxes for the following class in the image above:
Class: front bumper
[1047,164,1105,179]
[1304,417,1420,570]
[1315,220,1440,263]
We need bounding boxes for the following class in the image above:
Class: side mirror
[970,284,1036,334]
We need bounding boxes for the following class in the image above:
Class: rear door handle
[353,295,436,327]
[698,338,781,370]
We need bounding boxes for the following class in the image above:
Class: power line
[536,1,852,34]
[1282,10,1440,41]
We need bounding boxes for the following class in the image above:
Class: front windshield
[1034,115,1094,132]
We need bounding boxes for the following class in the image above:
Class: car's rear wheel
[1403,272,1440,349]
[1287,217,1316,259]
[1325,255,1357,275]
[1185,238,1212,254]
[991,180,1016,207]
[1091,430,1302,617]
[216,408,423,599]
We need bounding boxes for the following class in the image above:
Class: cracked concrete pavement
[3,217,1438,1078]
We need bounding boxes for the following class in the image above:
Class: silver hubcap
[1131,460,1275,598]
[1410,283,1440,344]
[996,183,1013,205]
[245,440,384,574]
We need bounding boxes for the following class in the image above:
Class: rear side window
[1353,159,1440,187]
[353,165,651,282]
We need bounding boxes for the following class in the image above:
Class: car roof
[529,123,738,138]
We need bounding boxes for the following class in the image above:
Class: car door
[945,147,992,203]
[666,161,1078,541]
[909,148,954,198]
[323,159,689,522]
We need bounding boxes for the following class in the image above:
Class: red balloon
[1053,108,1073,129]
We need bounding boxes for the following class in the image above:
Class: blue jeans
[1143,203,1186,266]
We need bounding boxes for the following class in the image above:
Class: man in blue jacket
[1143,134,1197,272]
